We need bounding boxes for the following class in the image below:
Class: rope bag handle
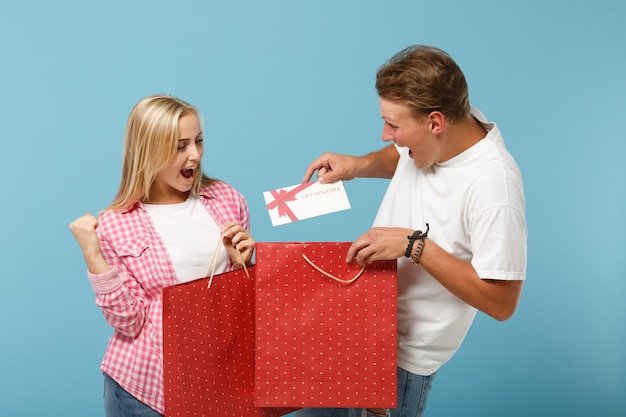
[301,253,365,284]
[206,236,250,289]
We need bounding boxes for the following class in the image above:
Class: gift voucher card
[263,180,351,226]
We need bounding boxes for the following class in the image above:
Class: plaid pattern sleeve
[88,181,251,413]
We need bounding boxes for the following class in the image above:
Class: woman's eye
[196,138,204,145]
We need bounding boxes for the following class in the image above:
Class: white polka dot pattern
[163,266,297,417]
[254,242,398,408]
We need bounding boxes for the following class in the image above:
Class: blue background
[1,1,624,416]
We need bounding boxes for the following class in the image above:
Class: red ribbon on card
[266,182,316,222]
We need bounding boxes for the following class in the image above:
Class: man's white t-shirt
[373,107,527,376]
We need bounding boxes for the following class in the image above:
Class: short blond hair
[108,94,217,211]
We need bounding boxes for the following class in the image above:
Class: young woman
[69,94,255,416]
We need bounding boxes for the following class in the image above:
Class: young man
[297,45,527,417]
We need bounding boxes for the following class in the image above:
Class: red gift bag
[254,242,398,408]
[163,265,297,417]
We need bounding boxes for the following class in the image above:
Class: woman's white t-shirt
[144,195,229,283]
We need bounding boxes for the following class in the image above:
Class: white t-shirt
[373,107,527,376]
[144,195,229,283]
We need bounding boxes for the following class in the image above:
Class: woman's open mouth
[180,168,194,179]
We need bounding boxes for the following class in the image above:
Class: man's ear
[428,111,445,134]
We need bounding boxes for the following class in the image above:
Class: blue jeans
[103,373,163,417]
[294,367,436,417]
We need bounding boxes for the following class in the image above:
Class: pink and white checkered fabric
[87,181,250,413]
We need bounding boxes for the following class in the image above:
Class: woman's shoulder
[200,180,244,200]
[97,204,147,238]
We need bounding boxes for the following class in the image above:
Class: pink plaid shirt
[87,181,250,413]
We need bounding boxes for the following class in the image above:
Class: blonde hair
[108,94,217,211]
[376,45,470,123]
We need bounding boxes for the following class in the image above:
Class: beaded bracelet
[404,223,429,264]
